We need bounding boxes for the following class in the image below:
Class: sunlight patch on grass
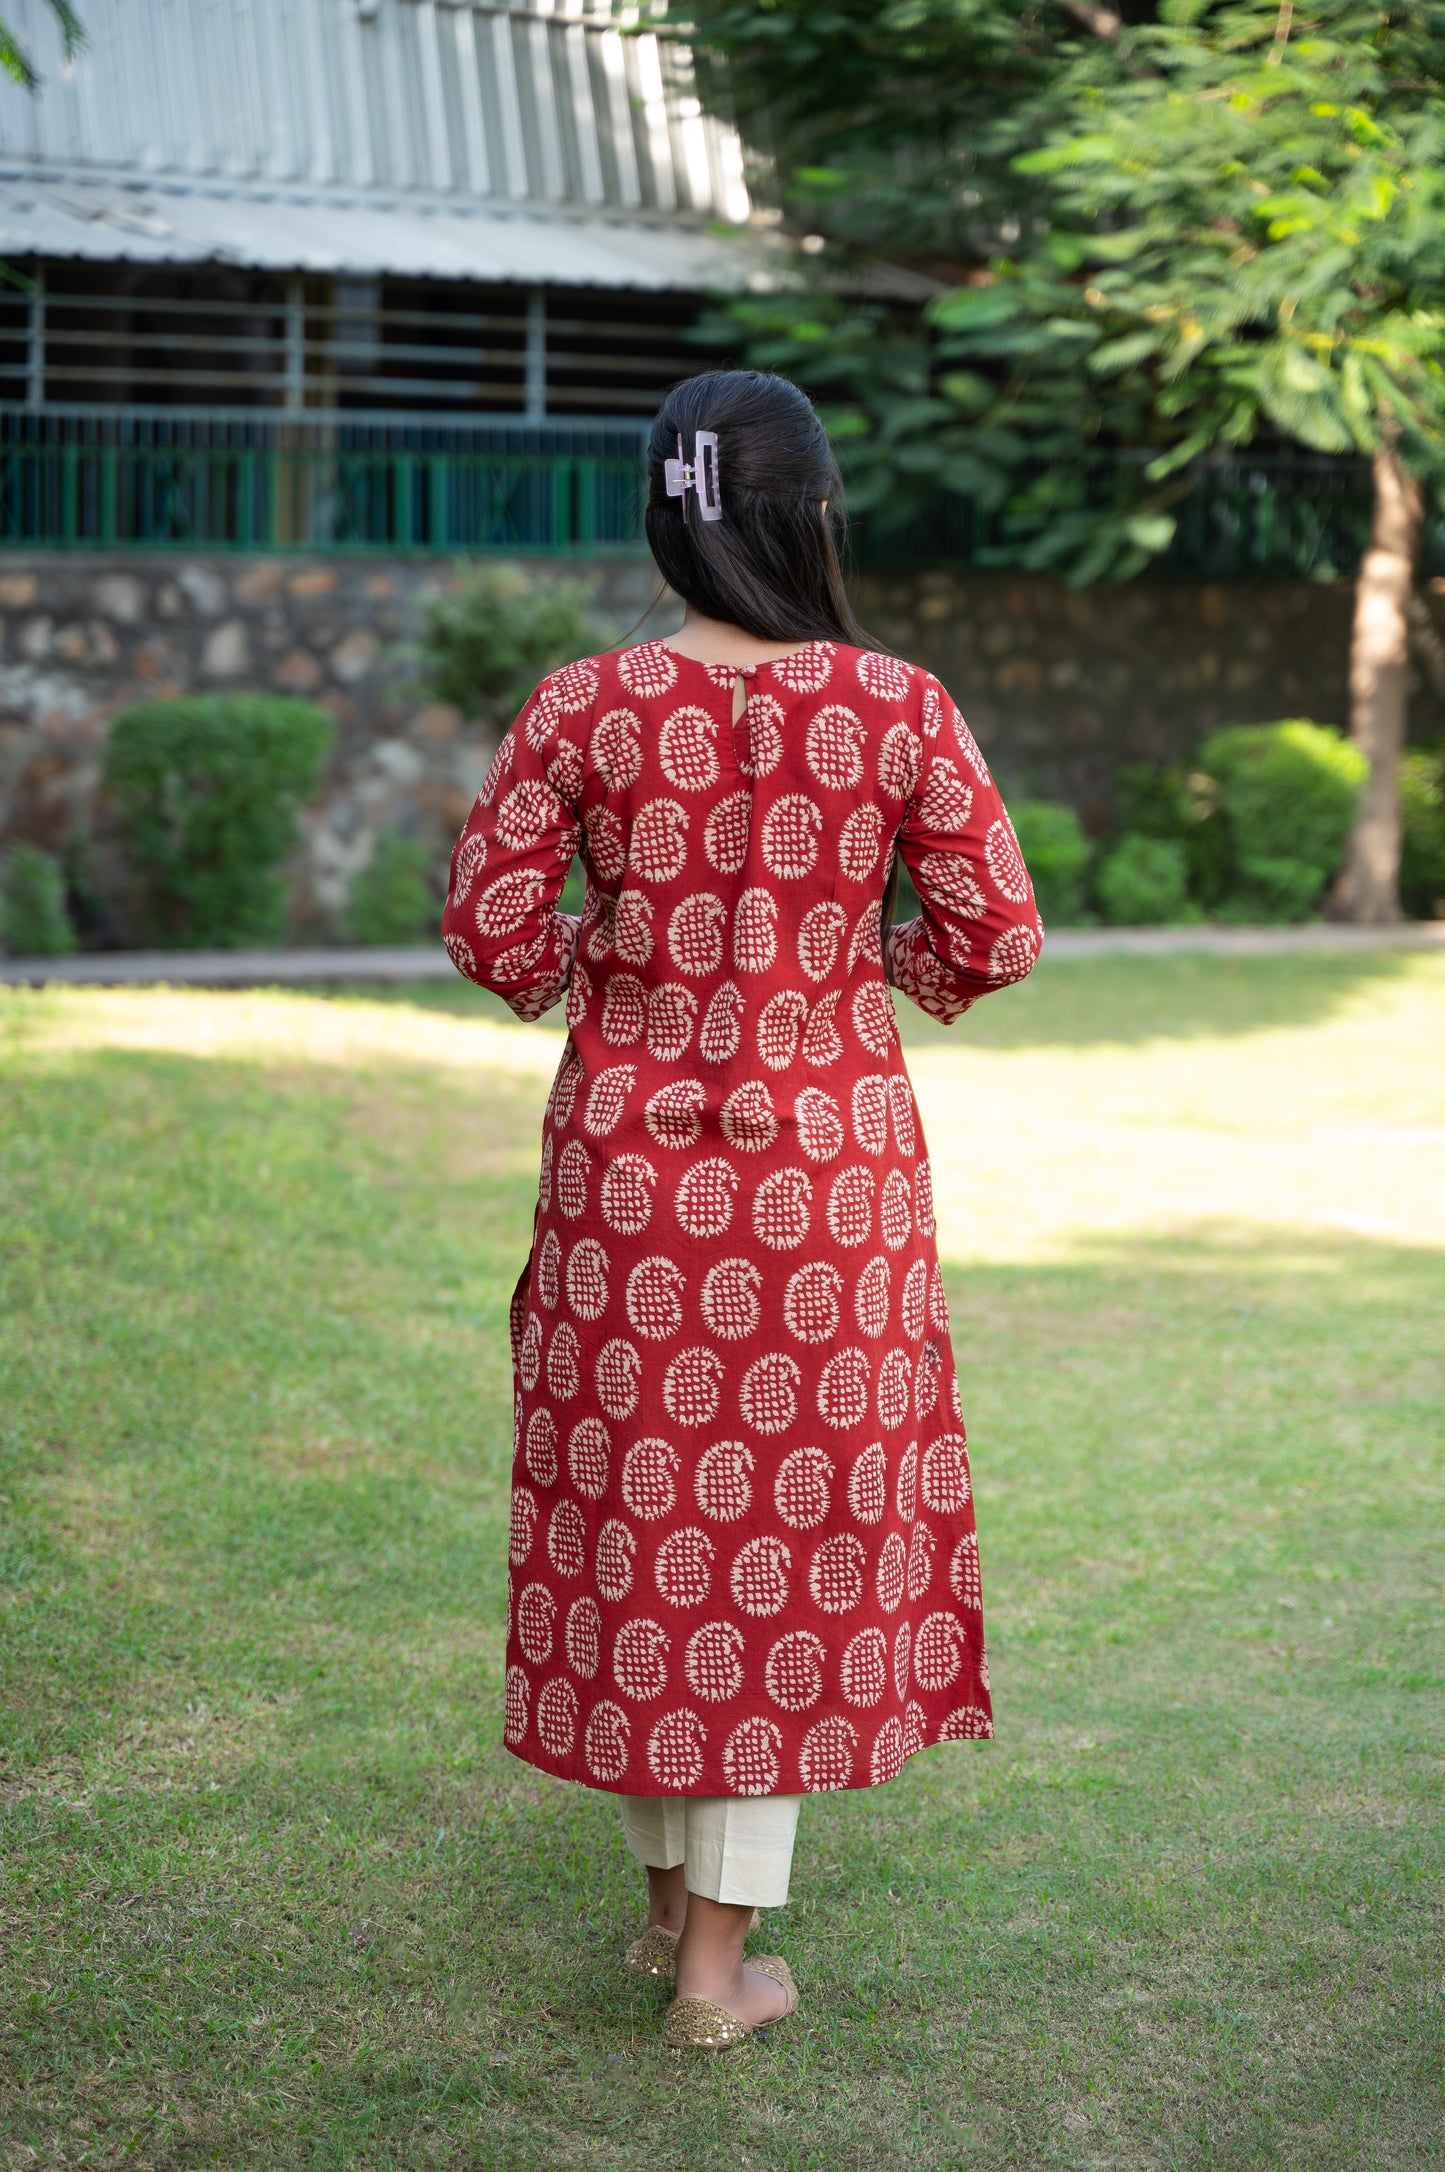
[915,956,1445,1259]
[0,983,564,1080]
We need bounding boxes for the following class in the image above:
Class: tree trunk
[1334,449,1424,923]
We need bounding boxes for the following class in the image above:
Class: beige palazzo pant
[617,1794,804,1908]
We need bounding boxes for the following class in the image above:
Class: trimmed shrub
[1095,834,1200,925]
[559,861,587,916]
[0,843,78,956]
[1114,763,1191,841]
[1009,799,1092,924]
[59,840,116,951]
[347,832,440,946]
[417,564,607,725]
[1200,720,1367,923]
[103,696,333,947]
[1400,745,1445,920]
[1115,761,1231,910]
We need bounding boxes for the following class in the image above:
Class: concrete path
[0,945,464,988]
[2,923,1442,988]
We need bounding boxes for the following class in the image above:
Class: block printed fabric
[442,639,1041,1796]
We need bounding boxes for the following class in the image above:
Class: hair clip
[664,430,723,522]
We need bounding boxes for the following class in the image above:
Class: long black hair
[645,370,864,646]
[645,371,902,919]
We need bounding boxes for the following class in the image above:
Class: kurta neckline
[645,636,832,680]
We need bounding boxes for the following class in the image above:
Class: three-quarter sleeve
[442,674,583,1021]
[885,676,1043,1023]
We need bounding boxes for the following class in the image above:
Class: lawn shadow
[315,947,1433,1050]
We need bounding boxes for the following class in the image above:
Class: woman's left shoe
[663,1957,798,2050]
[622,1922,681,1979]
[623,1908,761,1981]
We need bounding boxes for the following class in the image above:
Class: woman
[442,370,1041,2051]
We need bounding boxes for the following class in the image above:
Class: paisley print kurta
[443,638,1041,1796]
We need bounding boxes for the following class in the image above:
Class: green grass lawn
[1,956,1442,2171]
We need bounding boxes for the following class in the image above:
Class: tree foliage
[681,1,1445,578]
[673,1,1064,258]
[0,0,83,89]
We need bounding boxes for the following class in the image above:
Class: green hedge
[347,832,440,946]
[1095,835,1200,926]
[1010,800,1092,924]
[417,564,606,725]
[104,696,333,948]
[1400,745,1445,920]
[1199,721,1368,923]
[1001,721,1391,928]
[0,843,78,956]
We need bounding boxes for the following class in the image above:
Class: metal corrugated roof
[0,171,760,288]
[0,0,762,287]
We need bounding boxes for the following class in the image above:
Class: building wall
[1,550,1436,945]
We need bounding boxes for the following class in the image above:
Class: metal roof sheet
[0,169,759,288]
[0,0,762,288]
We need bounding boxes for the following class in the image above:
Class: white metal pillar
[525,289,547,422]
[283,275,306,410]
[26,278,45,409]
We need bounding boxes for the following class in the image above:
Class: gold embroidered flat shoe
[623,1923,680,1978]
[663,1956,798,2050]
[623,1909,760,1980]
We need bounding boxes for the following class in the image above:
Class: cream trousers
[617,1793,803,1909]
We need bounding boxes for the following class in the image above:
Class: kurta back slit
[443,637,1041,1798]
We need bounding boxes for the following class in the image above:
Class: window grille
[0,263,714,418]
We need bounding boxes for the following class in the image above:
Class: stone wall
[2,549,1440,943]
[859,567,1445,832]
[0,552,669,944]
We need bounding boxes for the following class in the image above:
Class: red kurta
[443,638,1040,1796]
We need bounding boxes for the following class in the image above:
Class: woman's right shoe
[662,1956,798,2050]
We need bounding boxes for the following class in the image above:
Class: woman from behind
[442,369,1041,2049]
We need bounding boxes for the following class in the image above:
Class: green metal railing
[0,407,1429,577]
[0,410,653,555]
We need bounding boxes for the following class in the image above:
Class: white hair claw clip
[664,430,723,522]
